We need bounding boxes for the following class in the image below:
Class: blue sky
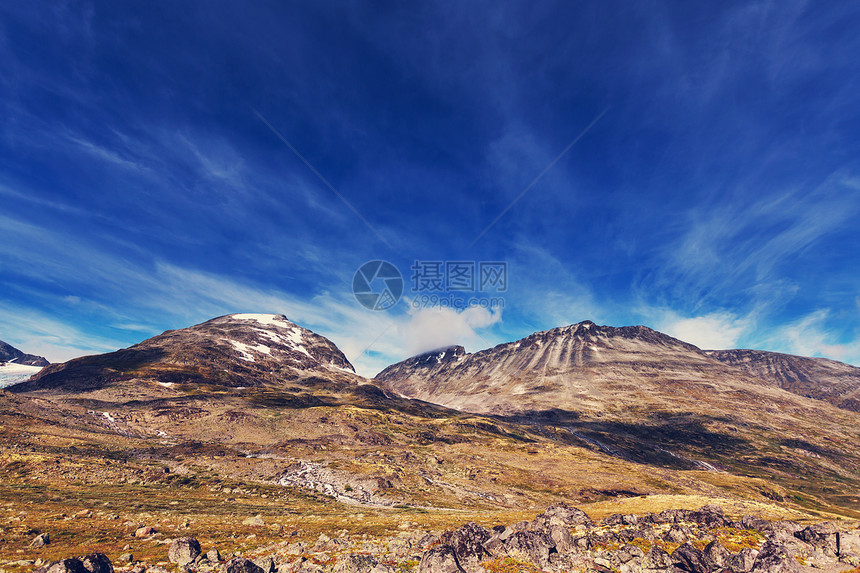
[1,1,859,376]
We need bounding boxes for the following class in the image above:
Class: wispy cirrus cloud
[758,309,860,365]
[645,309,756,350]
[648,174,860,312]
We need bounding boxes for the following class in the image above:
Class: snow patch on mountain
[228,340,272,362]
[0,363,44,388]
[253,326,313,358]
[230,313,291,327]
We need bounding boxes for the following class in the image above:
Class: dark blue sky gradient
[1,1,859,374]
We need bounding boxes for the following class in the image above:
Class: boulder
[641,546,673,570]
[222,558,265,573]
[730,547,758,572]
[168,537,202,566]
[253,556,276,573]
[418,545,465,573]
[441,522,491,563]
[657,509,691,523]
[35,559,90,573]
[840,530,860,555]
[80,554,113,573]
[207,549,222,563]
[30,533,50,547]
[671,543,711,573]
[741,515,771,533]
[794,522,838,555]
[704,539,730,569]
[688,505,729,527]
[663,525,691,544]
[36,554,114,573]
[751,541,801,573]
[482,534,507,557]
[534,502,592,527]
[504,530,554,568]
[333,554,376,573]
[134,527,155,538]
[549,525,575,555]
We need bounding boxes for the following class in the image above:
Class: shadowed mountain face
[12,314,355,395]
[705,349,860,413]
[0,339,49,367]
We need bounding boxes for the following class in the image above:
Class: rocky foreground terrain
[18,503,860,573]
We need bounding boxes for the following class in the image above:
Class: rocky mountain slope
[705,348,860,412]
[12,314,356,396]
[376,321,860,515]
[3,313,860,572]
[0,339,49,366]
[375,321,811,416]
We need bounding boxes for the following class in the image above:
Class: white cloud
[398,305,502,357]
[0,303,126,363]
[646,308,755,350]
[761,310,860,365]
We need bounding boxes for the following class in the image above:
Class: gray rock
[841,530,860,555]
[418,545,464,573]
[689,505,728,527]
[657,509,691,523]
[671,543,711,573]
[549,525,575,555]
[704,539,730,569]
[619,543,644,561]
[441,522,491,563]
[663,525,691,544]
[207,549,222,563]
[253,557,276,573]
[119,554,134,564]
[30,533,50,548]
[169,537,202,566]
[482,534,507,557]
[416,534,440,550]
[534,502,593,527]
[794,522,838,555]
[222,558,265,573]
[751,541,801,573]
[504,530,554,568]
[730,547,758,572]
[333,554,376,573]
[34,559,89,573]
[741,515,771,533]
[641,546,673,570]
[839,551,860,567]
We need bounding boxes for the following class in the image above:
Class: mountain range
[0,338,49,366]
[2,313,860,526]
[377,320,860,416]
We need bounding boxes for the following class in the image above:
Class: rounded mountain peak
[13,313,355,394]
